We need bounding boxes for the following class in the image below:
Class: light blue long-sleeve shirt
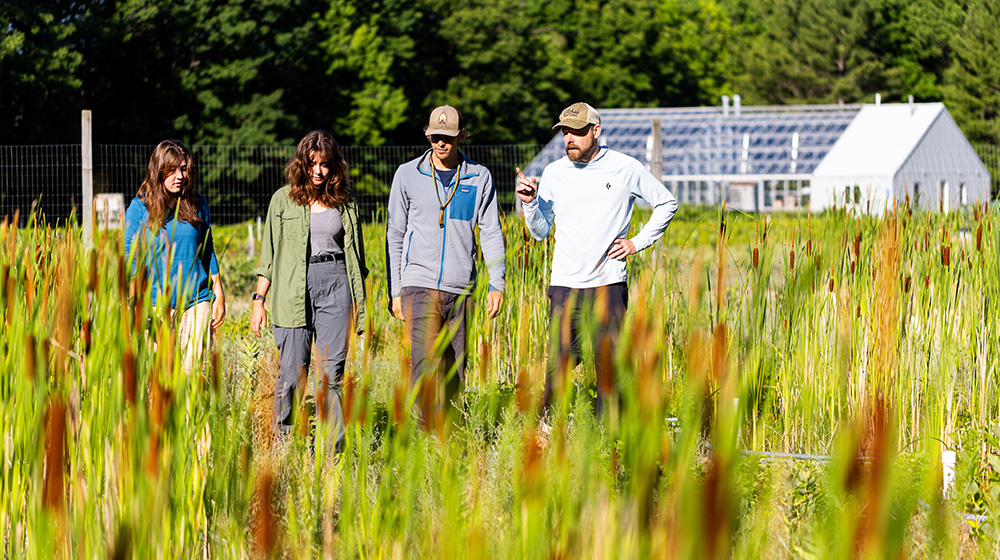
[124,195,220,309]
[523,147,678,288]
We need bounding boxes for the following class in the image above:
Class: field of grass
[4,202,1000,558]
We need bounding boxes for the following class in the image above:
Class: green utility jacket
[256,186,368,332]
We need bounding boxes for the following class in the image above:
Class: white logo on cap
[438,112,448,125]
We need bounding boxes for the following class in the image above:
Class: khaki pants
[173,300,212,373]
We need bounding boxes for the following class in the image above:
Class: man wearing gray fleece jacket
[386,105,505,401]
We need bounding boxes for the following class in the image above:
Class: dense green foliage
[4,0,999,145]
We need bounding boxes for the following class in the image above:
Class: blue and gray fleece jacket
[386,149,506,298]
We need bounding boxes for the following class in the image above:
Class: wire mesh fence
[1,144,544,226]
[4,142,1000,227]
[0,145,83,226]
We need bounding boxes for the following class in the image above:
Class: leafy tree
[314,0,419,145]
[943,0,1000,143]
[437,0,736,144]
[729,0,960,106]
[1,0,85,142]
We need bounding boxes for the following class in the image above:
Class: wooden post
[651,119,662,184]
[82,110,94,248]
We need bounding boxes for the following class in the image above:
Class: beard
[565,141,598,163]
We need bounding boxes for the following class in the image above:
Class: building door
[939,180,950,213]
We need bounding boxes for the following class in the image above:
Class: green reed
[3,202,1000,557]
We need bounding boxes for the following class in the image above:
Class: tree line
[4,0,998,147]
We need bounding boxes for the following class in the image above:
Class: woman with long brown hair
[251,130,368,449]
[124,139,226,371]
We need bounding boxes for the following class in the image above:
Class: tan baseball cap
[552,102,601,130]
[425,105,464,137]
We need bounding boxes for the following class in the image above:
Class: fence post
[651,119,662,184]
[82,110,94,248]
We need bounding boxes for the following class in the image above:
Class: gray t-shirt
[309,207,344,257]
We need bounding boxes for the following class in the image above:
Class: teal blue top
[124,194,220,309]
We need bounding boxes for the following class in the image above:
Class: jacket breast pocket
[278,212,303,234]
[448,188,476,221]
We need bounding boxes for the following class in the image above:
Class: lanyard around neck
[431,159,461,229]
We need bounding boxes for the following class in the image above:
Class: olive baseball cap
[552,102,601,130]
[425,105,464,137]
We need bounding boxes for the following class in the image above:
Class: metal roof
[522,104,862,177]
[812,103,945,178]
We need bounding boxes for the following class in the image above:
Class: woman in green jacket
[251,130,368,447]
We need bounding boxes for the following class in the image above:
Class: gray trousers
[543,283,628,417]
[400,286,467,408]
[273,259,350,447]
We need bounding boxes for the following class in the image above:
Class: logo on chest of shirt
[605,183,611,190]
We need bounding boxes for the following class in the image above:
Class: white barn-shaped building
[810,102,989,213]
[521,100,990,214]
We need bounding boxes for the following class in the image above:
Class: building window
[960,183,968,208]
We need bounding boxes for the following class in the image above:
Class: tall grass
[2,202,999,557]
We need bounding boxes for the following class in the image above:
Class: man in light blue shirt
[517,102,678,416]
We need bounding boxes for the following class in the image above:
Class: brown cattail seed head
[43,399,67,511]
[123,349,136,406]
[252,469,278,556]
[82,319,92,354]
[904,275,911,293]
[87,249,98,293]
[941,244,950,267]
[25,333,37,381]
[977,226,983,252]
[317,373,329,422]
[479,341,491,385]
[752,247,758,269]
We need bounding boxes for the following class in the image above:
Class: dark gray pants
[273,259,350,447]
[543,283,628,416]
[400,286,468,409]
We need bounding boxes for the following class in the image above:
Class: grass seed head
[392,386,408,426]
[597,335,615,397]
[211,349,220,392]
[25,250,35,311]
[515,369,533,414]
[317,372,329,422]
[43,399,67,511]
[87,249,98,293]
[252,468,279,557]
[117,254,127,300]
[712,323,728,383]
[81,319,92,354]
[478,341,490,385]
[123,349,136,407]
[25,333,37,381]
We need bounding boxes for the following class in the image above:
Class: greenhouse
[521,98,989,214]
